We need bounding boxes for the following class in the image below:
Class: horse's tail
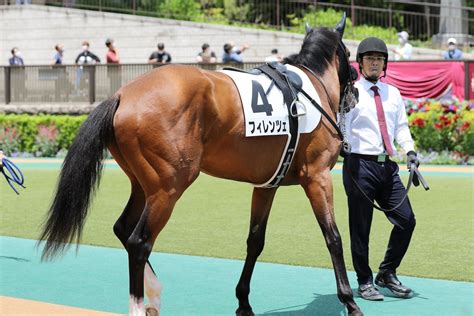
[39,95,120,260]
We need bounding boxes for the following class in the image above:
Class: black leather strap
[256,63,299,187]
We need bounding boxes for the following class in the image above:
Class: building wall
[0,4,466,66]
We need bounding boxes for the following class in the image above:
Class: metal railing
[35,0,473,44]
[2,61,473,105]
[0,63,263,104]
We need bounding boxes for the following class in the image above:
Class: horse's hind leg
[112,184,163,315]
[236,187,277,316]
[301,172,362,316]
[126,174,199,316]
[110,144,165,315]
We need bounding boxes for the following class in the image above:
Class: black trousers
[343,156,416,286]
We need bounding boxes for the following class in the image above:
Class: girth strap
[256,63,300,188]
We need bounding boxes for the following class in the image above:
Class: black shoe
[358,283,384,301]
[375,270,413,298]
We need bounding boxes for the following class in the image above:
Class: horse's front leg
[301,171,363,316]
[236,187,277,316]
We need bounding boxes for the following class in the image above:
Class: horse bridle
[296,38,357,156]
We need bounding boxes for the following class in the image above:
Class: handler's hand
[407,151,420,169]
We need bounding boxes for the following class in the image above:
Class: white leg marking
[144,262,163,313]
[129,295,145,316]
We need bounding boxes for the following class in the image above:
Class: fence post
[88,66,96,104]
[389,4,393,43]
[465,61,470,101]
[4,67,11,105]
[276,0,280,30]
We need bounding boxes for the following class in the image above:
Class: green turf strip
[1,236,472,315]
[1,167,473,282]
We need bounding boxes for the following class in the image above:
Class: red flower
[412,117,425,127]
[434,123,442,129]
[460,121,470,132]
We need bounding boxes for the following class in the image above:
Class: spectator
[75,41,100,65]
[74,41,100,97]
[51,44,69,100]
[197,43,217,63]
[222,42,249,64]
[392,31,412,60]
[105,38,121,94]
[52,44,64,65]
[105,38,120,64]
[148,43,172,64]
[264,48,283,63]
[9,47,24,65]
[16,0,31,4]
[443,37,463,60]
[8,47,25,101]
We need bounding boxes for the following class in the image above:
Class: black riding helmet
[356,37,388,72]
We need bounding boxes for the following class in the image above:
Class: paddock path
[0,236,473,316]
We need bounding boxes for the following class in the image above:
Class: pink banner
[351,61,466,100]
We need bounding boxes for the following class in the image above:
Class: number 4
[251,80,273,116]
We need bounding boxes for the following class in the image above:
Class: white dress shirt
[345,77,415,156]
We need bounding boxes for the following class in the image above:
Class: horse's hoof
[349,311,364,316]
[236,307,254,316]
[145,304,159,316]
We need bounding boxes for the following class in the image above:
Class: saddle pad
[219,64,322,137]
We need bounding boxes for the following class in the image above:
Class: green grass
[1,168,473,282]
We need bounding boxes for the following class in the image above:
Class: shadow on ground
[259,293,346,316]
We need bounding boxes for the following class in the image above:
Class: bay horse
[39,14,363,316]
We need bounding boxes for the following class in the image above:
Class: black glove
[407,151,420,169]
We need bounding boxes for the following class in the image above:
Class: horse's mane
[283,28,340,76]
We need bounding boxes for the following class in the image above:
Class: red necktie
[370,86,394,156]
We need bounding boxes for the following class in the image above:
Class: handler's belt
[352,153,389,163]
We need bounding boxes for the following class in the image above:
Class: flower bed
[404,99,474,164]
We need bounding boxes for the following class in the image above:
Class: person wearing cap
[443,38,463,60]
[222,42,249,64]
[393,31,412,60]
[197,43,217,63]
[343,37,419,301]
[148,43,172,64]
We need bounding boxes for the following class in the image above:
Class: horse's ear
[334,12,346,38]
[305,22,312,34]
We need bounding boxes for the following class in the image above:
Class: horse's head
[333,13,359,114]
[286,13,358,115]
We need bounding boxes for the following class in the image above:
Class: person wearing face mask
[9,47,24,65]
[342,37,419,302]
[443,38,463,60]
[74,41,100,97]
[75,41,100,65]
[393,31,412,61]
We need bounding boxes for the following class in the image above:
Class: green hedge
[0,114,86,157]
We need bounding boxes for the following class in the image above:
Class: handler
[342,37,419,301]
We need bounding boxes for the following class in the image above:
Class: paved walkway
[1,236,472,316]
